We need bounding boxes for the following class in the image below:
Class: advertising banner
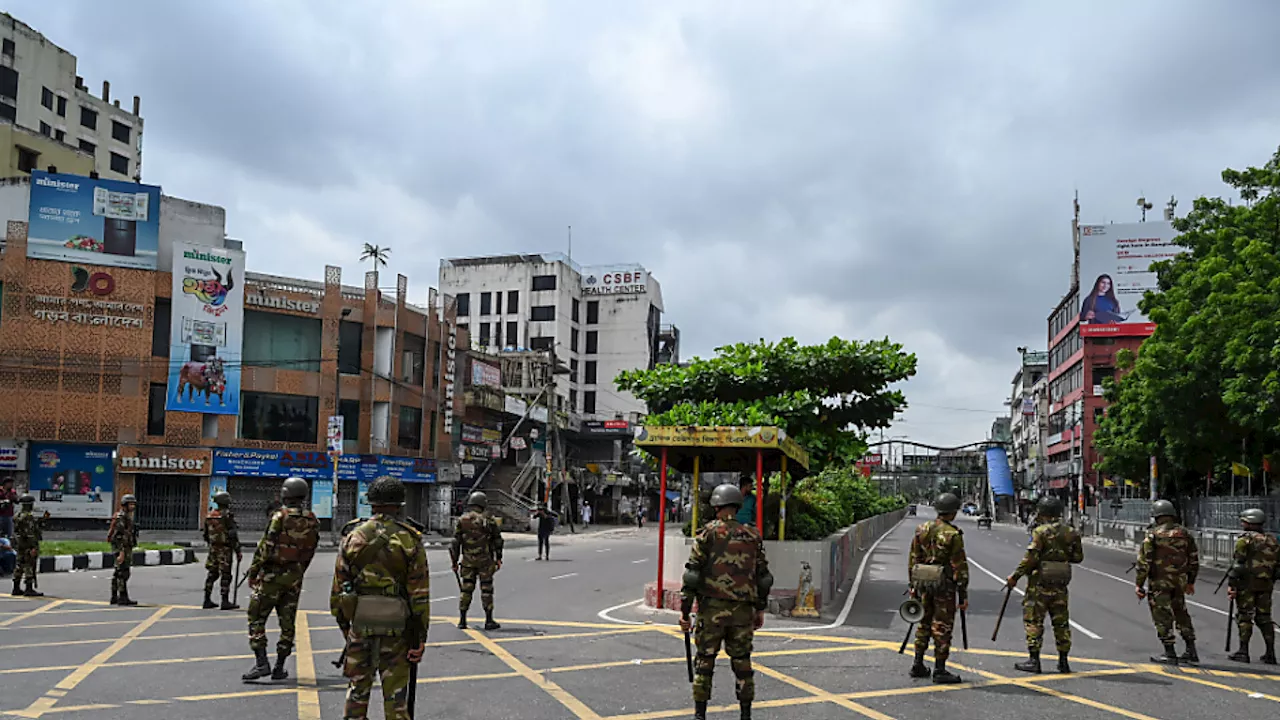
[357,479,372,518]
[1077,221,1184,337]
[377,456,437,484]
[211,449,430,483]
[167,243,246,415]
[461,424,485,444]
[28,443,115,518]
[311,478,334,519]
[27,171,162,270]
[208,476,228,511]
[581,265,648,296]
[117,446,211,475]
[581,420,631,435]
[471,360,502,388]
[0,442,24,471]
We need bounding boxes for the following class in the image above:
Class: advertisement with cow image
[166,242,246,415]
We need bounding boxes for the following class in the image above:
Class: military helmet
[934,493,961,514]
[18,493,34,505]
[1036,496,1064,518]
[281,477,309,502]
[1151,499,1177,519]
[213,491,232,507]
[1241,508,1266,525]
[467,491,488,509]
[367,476,406,507]
[120,494,137,505]
[710,484,745,509]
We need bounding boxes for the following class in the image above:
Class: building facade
[1008,351,1048,492]
[0,13,144,182]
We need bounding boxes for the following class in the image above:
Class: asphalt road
[2,515,1279,719]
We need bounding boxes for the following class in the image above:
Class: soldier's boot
[457,612,468,630]
[109,578,118,605]
[1014,650,1041,674]
[1057,652,1072,673]
[1179,642,1199,665]
[1260,639,1277,665]
[116,581,138,607]
[908,649,931,678]
[10,577,21,596]
[484,609,501,631]
[932,658,962,684]
[241,648,271,681]
[1228,647,1251,664]
[23,579,42,597]
[693,700,707,720]
[739,700,751,720]
[202,589,218,609]
[220,590,239,611]
[1150,643,1179,665]
[271,651,290,680]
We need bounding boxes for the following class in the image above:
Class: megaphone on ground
[899,598,924,624]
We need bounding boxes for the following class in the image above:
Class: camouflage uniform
[1231,530,1278,653]
[451,509,503,617]
[681,516,771,705]
[108,506,139,605]
[1011,520,1083,654]
[332,513,431,720]
[11,503,42,596]
[203,507,241,604]
[1135,519,1199,649]
[246,506,319,656]
[908,518,969,663]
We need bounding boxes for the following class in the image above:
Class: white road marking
[550,573,578,580]
[968,557,1103,639]
[597,598,645,625]
[430,595,457,603]
[631,559,649,564]
[596,548,612,553]
[1075,565,1230,617]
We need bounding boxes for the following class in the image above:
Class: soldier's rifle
[232,553,242,606]
[1225,596,1234,653]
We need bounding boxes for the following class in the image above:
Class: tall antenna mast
[567,225,572,261]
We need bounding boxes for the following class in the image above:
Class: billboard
[472,360,501,388]
[1078,221,1184,337]
[27,170,162,270]
[28,443,115,519]
[581,265,648,296]
[167,243,246,415]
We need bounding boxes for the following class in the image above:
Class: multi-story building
[0,14,144,181]
[1008,350,1048,491]
[439,252,679,424]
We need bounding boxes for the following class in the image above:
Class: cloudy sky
[15,1,1280,446]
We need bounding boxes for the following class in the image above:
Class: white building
[439,253,679,423]
[0,14,144,181]
[1009,350,1049,492]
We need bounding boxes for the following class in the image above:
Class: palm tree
[359,243,391,275]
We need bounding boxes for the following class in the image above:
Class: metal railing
[509,453,543,498]
[1097,496,1280,567]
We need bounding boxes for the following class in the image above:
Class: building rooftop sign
[581,265,647,296]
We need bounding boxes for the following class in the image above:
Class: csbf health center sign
[27,170,162,270]
[167,242,246,415]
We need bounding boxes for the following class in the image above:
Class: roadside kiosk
[632,425,811,609]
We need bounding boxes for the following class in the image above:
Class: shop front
[0,440,26,484]
[377,456,439,529]
[117,445,213,531]
[27,443,116,528]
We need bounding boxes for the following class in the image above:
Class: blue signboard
[28,443,115,519]
[311,479,334,519]
[377,456,437,484]
[27,171,162,270]
[212,449,435,484]
[357,479,372,519]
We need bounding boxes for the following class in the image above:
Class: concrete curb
[36,548,197,574]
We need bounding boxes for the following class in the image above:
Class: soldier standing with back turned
[203,491,242,610]
[680,484,772,720]
[907,492,969,684]
[331,476,431,719]
[1006,496,1082,673]
[108,494,139,606]
[1227,508,1278,664]
[451,491,503,630]
[242,477,320,681]
[11,495,45,597]
[1135,499,1199,664]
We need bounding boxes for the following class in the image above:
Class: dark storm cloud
[10,0,1280,444]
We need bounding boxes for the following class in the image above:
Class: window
[585,360,598,384]
[109,151,129,175]
[147,384,166,436]
[505,321,518,347]
[398,406,422,450]
[493,322,502,349]
[403,332,426,385]
[431,340,441,388]
[41,87,54,110]
[530,336,553,351]
[0,103,14,123]
[111,120,130,144]
[531,275,556,291]
[570,358,579,383]
[16,146,38,174]
[80,106,97,130]
[242,310,323,372]
[151,299,171,356]
[478,322,491,347]
[240,392,319,443]
[570,330,579,353]
[39,121,51,136]
[507,290,519,314]
[54,129,65,142]
[1049,327,1081,372]
[429,410,439,452]
[2,39,13,56]
[586,300,599,324]
[339,320,363,374]
[339,399,360,452]
[78,138,96,154]
[494,291,503,316]
[0,67,17,100]
[572,299,580,322]
[530,305,555,322]
[583,391,597,415]
[455,293,470,316]
[56,96,66,117]
[480,292,492,316]
[569,389,577,412]
[585,331,598,354]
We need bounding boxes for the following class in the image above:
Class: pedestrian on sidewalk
[734,476,757,528]
[582,501,592,526]
[0,537,15,578]
[533,503,556,560]
[0,477,17,539]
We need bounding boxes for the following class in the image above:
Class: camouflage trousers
[342,631,413,720]
[692,620,754,703]
[247,579,302,653]
[1235,587,1275,647]
[1146,588,1195,645]
[112,547,134,583]
[913,590,957,661]
[204,546,235,596]
[1023,586,1071,654]
[12,546,36,584]
[458,564,495,614]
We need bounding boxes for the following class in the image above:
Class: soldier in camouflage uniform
[1135,499,1199,664]
[1227,508,1277,664]
[1006,496,1083,673]
[331,476,431,719]
[242,477,320,681]
[11,495,45,597]
[203,491,242,610]
[450,491,503,630]
[680,484,772,720]
[908,492,969,684]
[108,494,139,606]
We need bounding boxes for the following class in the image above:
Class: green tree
[615,336,917,472]
[1095,147,1280,493]
[359,243,391,275]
